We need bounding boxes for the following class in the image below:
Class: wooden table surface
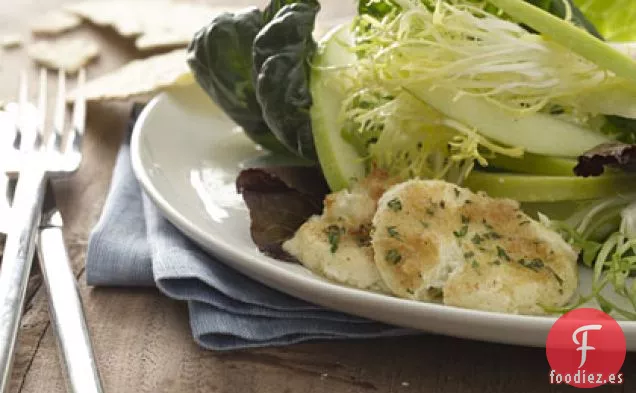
[0,1,634,392]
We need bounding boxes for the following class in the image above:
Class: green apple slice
[463,170,636,202]
[310,23,363,191]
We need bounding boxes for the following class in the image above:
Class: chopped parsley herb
[420,220,430,228]
[491,260,501,266]
[516,214,522,219]
[387,226,401,239]
[471,260,480,269]
[497,246,511,261]
[439,201,446,209]
[546,266,564,286]
[482,219,494,230]
[488,232,502,239]
[518,258,544,272]
[426,207,435,216]
[325,225,344,253]
[530,258,544,269]
[471,234,483,245]
[454,188,461,198]
[387,198,402,212]
[385,249,402,264]
[406,288,415,295]
[461,215,470,224]
[464,251,475,259]
[453,225,469,238]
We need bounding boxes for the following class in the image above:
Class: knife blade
[37,181,104,393]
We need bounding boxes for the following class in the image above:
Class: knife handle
[37,225,104,393]
[0,168,46,393]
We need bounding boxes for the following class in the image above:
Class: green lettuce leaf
[186,0,321,157]
[253,1,320,161]
[574,0,636,41]
[186,8,287,153]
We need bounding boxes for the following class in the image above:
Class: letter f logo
[572,324,603,368]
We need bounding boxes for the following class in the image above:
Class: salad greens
[574,143,636,177]
[236,166,330,261]
[252,1,320,160]
[188,0,636,318]
[486,0,636,84]
[333,0,635,185]
[526,0,601,38]
[573,0,636,42]
[186,8,286,153]
[187,0,320,160]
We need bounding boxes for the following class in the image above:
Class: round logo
[546,308,626,388]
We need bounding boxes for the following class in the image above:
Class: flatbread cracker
[0,34,23,49]
[66,49,193,101]
[30,10,82,35]
[28,38,99,72]
[65,1,241,51]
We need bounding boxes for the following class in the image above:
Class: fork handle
[0,167,46,393]
[37,225,104,393]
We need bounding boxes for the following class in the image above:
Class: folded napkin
[86,104,414,350]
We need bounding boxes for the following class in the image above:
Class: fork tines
[13,68,86,173]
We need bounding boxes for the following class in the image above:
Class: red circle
[546,308,626,388]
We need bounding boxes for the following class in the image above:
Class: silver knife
[37,181,104,393]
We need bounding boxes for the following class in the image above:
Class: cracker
[65,1,241,51]
[30,10,82,35]
[0,34,23,49]
[28,38,99,72]
[66,49,193,101]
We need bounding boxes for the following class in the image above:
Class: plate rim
[130,88,636,348]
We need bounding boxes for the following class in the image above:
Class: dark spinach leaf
[186,8,287,153]
[263,0,318,22]
[253,2,320,161]
[236,166,329,261]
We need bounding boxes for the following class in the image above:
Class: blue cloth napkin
[86,104,413,350]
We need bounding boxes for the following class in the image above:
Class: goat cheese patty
[282,172,396,293]
[372,179,578,315]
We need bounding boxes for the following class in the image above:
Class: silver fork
[0,108,16,237]
[0,69,88,392]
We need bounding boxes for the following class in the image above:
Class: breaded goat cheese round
[371,179,578,315]
[283,172,397,294]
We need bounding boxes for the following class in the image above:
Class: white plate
[131,83,636,350]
